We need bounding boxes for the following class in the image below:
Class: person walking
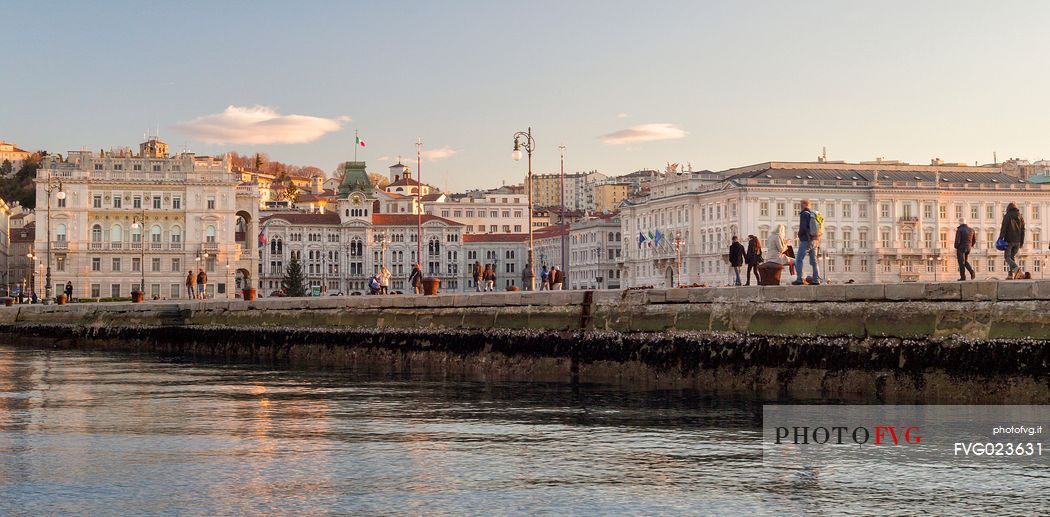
[792,199,821,285]
[409,263,423,294]
[521,262,533,291]
[728,236,745,286]
[472,261,483,292]
[64,281,73,302]
[379,265,391,294]
[744,235,763,286]
[954,220,976,281]
[197,269,207,299]
[185,271,196,299]
[483,263,496,292]
[539,266,549,291]
[999,202,1025,279]
[551,265,564,290]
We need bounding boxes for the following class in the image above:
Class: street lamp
[512,127,536,291]
[131,205,146,301]
[26,249,36,300]
[558,144,567,286]
[43,172,65,304]
[674,230,683,288]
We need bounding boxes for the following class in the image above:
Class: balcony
[150,242,163,250]
[52,240,68,250]
[89,242,104,250]
[898,216,919,225]
[203,242,219,252]
[131,242,142,250]
[109,242,123,250]
[169,242,183,251]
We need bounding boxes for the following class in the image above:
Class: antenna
[993,151,997,165]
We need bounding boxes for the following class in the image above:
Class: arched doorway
[665,266,674,288]
[235,210,253,250]
[236,268,252,294]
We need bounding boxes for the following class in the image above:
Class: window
[880,203,890,218]
[880,231,890,248]
[940,231,948,249]
[111,284,121,298]
[132,258,141,272]
[987,205,994,220]
[955,204,963,220]
[826,203,835,218]
[113,196,122,209]
[207,196,216,210]
[93,195,102,209]
[1033,231,1042,249]
[56,256,65,272]
[91,257,101,271]
[860,259,868,272]
[760,202,769,217]
[842,203,851,218]
[112,258,121,272]
[859,203,868,218]
[91,224,102,242]
[172,258,181,272]
[514,225,522,232]
[91,284,101,298]
[924,231,933,249]
[172,196,181,210]
[56,224,67,242]
[151,258,161,272]
[1034,205,1041,219]
[171,284,181,298]
[776,202,785,217]
[151,225,162,243]
[923,204,932,219]
[971,205,979,220]
[939,204,946,220]
[987,258,996,272]
[206,226,216,243]
[133,164,142,171]
[133,196,142,209]
[152,164,161,172]
[153,196,162,209]
[986,231,995,249]
[58,196,66,208]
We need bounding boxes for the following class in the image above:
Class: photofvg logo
[763,405,1049,467]
[775,424,922,446]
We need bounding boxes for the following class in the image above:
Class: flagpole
[416,138,422,271]
[355,129,359,161]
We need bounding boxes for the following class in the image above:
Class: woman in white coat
[766,224,794,281]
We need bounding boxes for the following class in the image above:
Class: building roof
[297,189,336,203]
[533,225,569,239]
[12,223,35,242]
[421,193,444,202]
[724,164,1026,186]
[261,212,342,226]
[388,176,422,188]
[372,213,464,226]
[462,233,528,243]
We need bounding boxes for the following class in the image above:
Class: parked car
[269,290,286,297]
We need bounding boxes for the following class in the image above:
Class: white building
[428,193,530,235]
[622,161,1050,287]
[34,138,260,300]
[569,215,623,289]
[462,233,529,291]
[259,161,469,295]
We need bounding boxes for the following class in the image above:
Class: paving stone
[925,282,961,301]
[884,283,925,301]
[960,281,997,301]
[845,283,885,301]
[814,285,846,302]
[997,280,1036,300]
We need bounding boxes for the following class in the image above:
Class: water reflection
[0,346,1044,514]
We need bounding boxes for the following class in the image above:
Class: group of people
[184,269,208,299]
[470,261,499,292]
[538,265,564,291]
[727,199,1033,286]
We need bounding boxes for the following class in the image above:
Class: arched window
[56,224,67,242]
[428,237,440,256]
[151,225,162,243]
[170,225,182,243]
[110,224,122,242]
[206,225,216,243]
[132,225,141,243]
[91,224,102,242]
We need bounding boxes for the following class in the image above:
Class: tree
[282,257,306,296]
[368,172,390,189]
[0,160,11,176]
[285,184,300,204]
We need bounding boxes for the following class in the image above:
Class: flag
[654,229,664,247]
[638,232,645,249]
[258,230,266,248]
[356,136,366,147]
[647,230,655,248]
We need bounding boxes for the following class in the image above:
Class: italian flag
[356,136,366,147]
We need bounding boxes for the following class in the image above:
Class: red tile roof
[462,233,528,243]
[261,212,342,226]
[11,223,35,242]
[372,213,463,226]
[388,177,422,187]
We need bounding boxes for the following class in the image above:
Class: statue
[665,162,680,174]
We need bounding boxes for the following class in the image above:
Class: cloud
[600,123,687,145]
[617,112,629,118]
[422,147,458,161]
[174,105,348,145]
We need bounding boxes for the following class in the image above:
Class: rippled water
[0,345,1045,515]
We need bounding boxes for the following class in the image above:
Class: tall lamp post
[558,144,567,286]
[512,127,536,291]
[26,249,36,300]
[674,230,683,288]
[131,205,146,301]
[43,173,65,303]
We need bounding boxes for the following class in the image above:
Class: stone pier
[2,281,1049,402]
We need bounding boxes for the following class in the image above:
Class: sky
[4,0,1050,192]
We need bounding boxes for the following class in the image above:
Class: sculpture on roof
[665,162,680,174]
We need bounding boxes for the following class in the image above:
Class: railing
[150,242,163,250]
[109,242,123,250]
[89,242,103,250]
[131,242,142,250]
[169,242,183,251]
[52,240,68,250]
[203,242,219,251]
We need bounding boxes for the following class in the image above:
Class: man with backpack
[792,199,821,285]
[954,220,976,281]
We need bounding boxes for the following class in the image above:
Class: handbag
[995,238,1008,251]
